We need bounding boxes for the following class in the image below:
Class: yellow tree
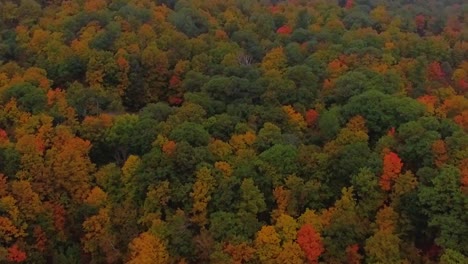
[82,208,120,262]
[254,226,281,263]
[365,206,403,263]
[282,105,307,131]
[275,214,298,243]
[190,167,216,227]
[10,180,43,221]
[261,47,287,75]
[45,127,94,203]
[127,232,169,264]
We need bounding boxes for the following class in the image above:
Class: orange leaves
[48,133,94,202]
[7,244,27,263]
[282,105,306,130]
[162,140,177,156]
[80,114,113,141]
[22,67,50,90]
[432,140,448,168]
[33,226,47,252]
[254,226,281,262]
[116,55,130,96]
[116,56,129,69]
[224,242,256,264]
[52,203,66,237]
[437,95,468,118]
[454,110,468,132]
[214,161,232,177]
[297,224,324,264]
[82,208,110,254]
[127,232,169,264]
[85,186,108,207]
[417,95,438,114]
[346,244,362,264]
[214,29,228,40]
[0,174,7,197]
[84,0,107,12]
[29,29,50,54]
[272,186,291,220]
[229,131,256,151]
[10,181,43,220]
[0,217,21,243]
[327,59,348,78]
[0,129,8,145]
[375,206,398,233]
[379,151,403,191]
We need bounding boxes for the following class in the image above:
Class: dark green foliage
[3,82,46,114]
[419,166,468,255]
[259,144,298,175]
[0,0,466,263]
[169,122,210,147]
[342,90,425,137]
[318,107,343,140]
[169,8,209,38]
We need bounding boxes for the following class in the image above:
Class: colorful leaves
[190,167,216,226]
[379,151,403,191]
[0,217,21,243]
[127,232,169,264]
[277,25,292,35]
[254,226,281,262]
[305,109,319,128]
[7,245,27,263]
[297,224,324,264]
[283,105,307,130]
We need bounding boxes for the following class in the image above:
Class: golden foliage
[127,232,169,264]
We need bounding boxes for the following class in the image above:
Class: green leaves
[419,166,468,254]
[342,90,425,137]
[3,83,46,114]
[169,122,210,147]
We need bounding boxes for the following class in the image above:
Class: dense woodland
[0,0,467,263]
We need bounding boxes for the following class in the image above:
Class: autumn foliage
[380,151,403,191]
[297,224,324,263]
[0,0,466,263]
[7,245,27,263]
[276,25,292,35]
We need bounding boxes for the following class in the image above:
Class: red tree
[346,244,362,264]
[428,62,445,81]
[379,151,403,191]
[345,0,354,9]
[7,245,27,263]
[415,15,426,30]
[297,224,324,264]
[277,25,292,35]
[305,109,319,127]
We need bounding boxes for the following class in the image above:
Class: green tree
[419,166,468,254]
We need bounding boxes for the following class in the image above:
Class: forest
[0,0,467,263]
